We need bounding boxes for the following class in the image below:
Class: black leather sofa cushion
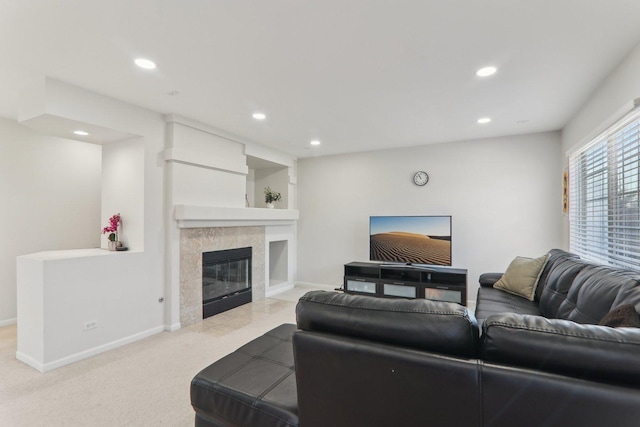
[534,249,580,302]
[296,290,479,358]
[474,287,540,326]
[501,248,640,324]
[481,362,640,427]
[190,324,299,427]
[481,313,640,386]
[293,329,482,427]
[556,265,640,323]
[538,256,592,318]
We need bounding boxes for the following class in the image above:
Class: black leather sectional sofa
[191,249,640,426]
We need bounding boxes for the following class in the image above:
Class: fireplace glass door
[202,247,252,318]
[203,258,250,301]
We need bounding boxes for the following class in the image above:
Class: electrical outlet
[83,320,97,330]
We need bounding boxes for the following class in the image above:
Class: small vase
[108,241,117,251]
[266,203,274,209]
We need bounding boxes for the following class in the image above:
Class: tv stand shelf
[343,262,467,306]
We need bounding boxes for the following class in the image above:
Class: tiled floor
[0,284,333,427]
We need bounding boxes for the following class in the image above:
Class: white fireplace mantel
[174,205,299,228]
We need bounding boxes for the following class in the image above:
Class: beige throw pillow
[494,254,549,301]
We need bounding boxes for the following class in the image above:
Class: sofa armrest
[296,290,479,358]
[479,272,503,287]
[481,313,640,386]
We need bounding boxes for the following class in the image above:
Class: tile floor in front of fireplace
[0,283,335,427]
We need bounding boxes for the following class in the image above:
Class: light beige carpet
[0,284,333,427]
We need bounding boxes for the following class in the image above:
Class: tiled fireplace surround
[179,226,266,327]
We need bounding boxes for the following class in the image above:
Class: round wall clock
[413,171,429,186]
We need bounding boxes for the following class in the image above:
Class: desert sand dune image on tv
[370,216,451,266]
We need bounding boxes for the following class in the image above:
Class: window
[569,104,640,269]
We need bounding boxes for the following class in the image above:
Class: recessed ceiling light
[134,58,157,70]
[477,117,491,124]
[252,112,266,120]
[476,66,497,77]
[310,140,321,146]
[73,130,89,136]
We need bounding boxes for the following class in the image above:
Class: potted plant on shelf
[264,186,282,209]
[102,213,121,251]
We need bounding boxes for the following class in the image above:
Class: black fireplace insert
[202,247,252,319]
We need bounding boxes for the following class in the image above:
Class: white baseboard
[165,322,181,332]
[15,351,44,372]
[266,282,295,297]
[294,281,339,291]
[17,325,165,372]
[0,317,17,327]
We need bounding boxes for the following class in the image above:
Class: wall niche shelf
[246,155,292,209]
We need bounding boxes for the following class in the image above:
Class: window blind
[569,103,640,269]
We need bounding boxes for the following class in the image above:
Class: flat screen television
[369,215,452,266]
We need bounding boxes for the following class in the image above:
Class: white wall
[44,81,168,334]
[560,41,640,248]
[17,250,159,372]
[101,139,145,250]
[0,118,101,324]
[246,169,255,207]
[166,121,247,208]
[12,78,167,357]
[297,132,563,303]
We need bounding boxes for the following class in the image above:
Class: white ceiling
[1,1,640,158]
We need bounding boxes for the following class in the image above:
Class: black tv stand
[343,262,467,305]
[379,263,435,271]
